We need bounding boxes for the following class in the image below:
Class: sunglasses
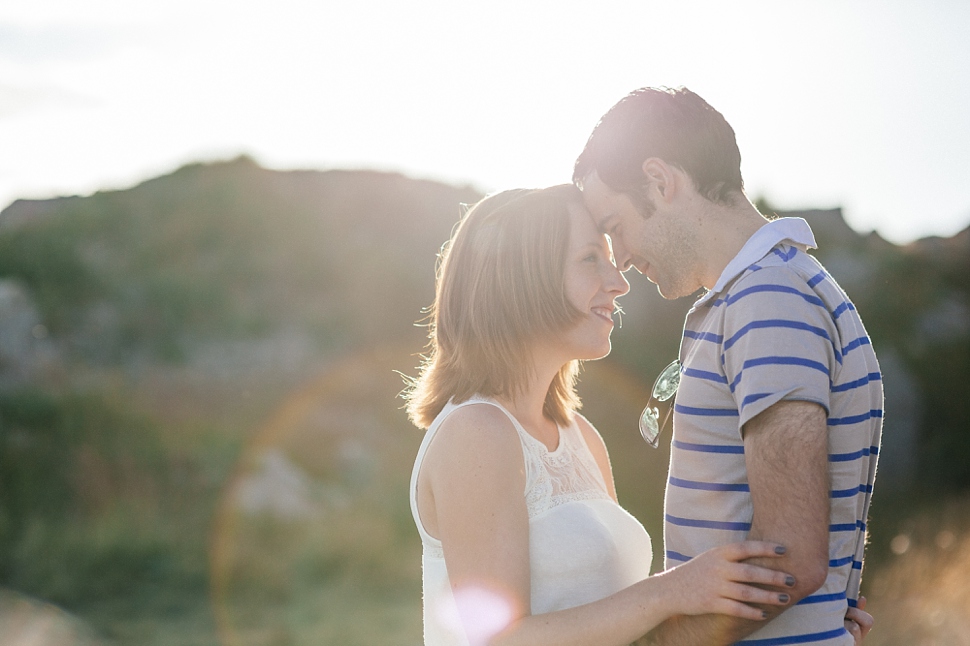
[639,359,681,448]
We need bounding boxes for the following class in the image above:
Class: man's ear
[641,158,676,202]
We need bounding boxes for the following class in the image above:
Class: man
[574,87,881,645]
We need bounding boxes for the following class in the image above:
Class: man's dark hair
[573,87,744,205]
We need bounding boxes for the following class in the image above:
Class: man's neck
[695,197,768,290]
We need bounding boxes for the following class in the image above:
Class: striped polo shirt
[664,218,882,646]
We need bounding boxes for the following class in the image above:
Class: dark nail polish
[785,575,796,587]
[774,545,787,555]
[761,610,768,619]
[779,593,790,603]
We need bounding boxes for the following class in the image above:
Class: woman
[404,185,871,645]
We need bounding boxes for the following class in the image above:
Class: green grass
[2,356,969,645]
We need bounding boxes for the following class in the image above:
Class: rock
[0,280,62,391]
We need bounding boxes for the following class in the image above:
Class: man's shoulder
[714,255,827,314]
[731,245,826,288]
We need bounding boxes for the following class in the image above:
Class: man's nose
[612,239,634,272]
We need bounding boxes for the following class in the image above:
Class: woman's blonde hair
[404,184,587,429]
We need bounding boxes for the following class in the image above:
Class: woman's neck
[496,355,563,450]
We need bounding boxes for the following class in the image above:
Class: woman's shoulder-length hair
[404,184,586,429]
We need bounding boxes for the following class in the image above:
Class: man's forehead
[579,172,616,225]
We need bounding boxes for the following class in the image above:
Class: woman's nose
[606,264,630,296]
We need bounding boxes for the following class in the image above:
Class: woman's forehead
[567,201,607,247]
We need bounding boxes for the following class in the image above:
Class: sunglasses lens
[653,360,681,401]
[639,406,660,447]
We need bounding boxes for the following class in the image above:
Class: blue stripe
[672,440,745,454]
[683,367,728,384]
[829,555,854,567]
[770,246,798,262]
[747,263,763,272]
[847,598,858,608]
[807,270,827,288]
[829,446,877,462]
[828,410,883,426]
[830,485,868,498]
[743,355,830,374]
[736,627,848,646]
[729,355,830,392]
[831,372,882,393]
[684,329,724,343]
[723,319,836,357]
[741,392,773,410]
[669,476,750,492]
[674,404,739,417]
[797,591,847,606]
[852,560,863,570]
[665,550,692,562]
[719,284,826,308]
[829,523,857,532]
[832,301,856,320]
[829,450,866,462]
[841,336,871,355]
[665,514,751,531]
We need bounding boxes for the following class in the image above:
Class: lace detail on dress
[519,418,613,518]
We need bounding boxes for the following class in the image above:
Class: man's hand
[845,596,873,644]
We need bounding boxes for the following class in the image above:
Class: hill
[0,157,967,643]
[1,157,967,490]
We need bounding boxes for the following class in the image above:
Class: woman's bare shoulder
[425,402,524,475]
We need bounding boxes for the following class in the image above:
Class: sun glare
[437,585,515,646]
[1,2,968,236]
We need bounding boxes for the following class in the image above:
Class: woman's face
[559,202,630,361]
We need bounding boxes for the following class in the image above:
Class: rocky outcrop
[0,280,62,391]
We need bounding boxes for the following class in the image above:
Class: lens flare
[437,585,514,646]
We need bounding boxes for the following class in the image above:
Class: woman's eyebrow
[578,241,607,253]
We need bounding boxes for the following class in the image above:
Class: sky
[1,0,968,244]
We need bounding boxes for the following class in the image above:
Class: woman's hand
[844,596,873,645]
[657,541,795,620]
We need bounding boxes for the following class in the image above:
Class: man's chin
[655,284,679,300]
[654,278,692,300]
[637,264,691,300]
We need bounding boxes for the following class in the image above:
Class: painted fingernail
[785,575,796,587]
[761,610,768,619]
[774,545,787,555]
[779,593,790,603]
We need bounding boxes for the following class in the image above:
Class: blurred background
[1,1,968,645]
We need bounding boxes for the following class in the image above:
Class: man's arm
[637,400,830,646]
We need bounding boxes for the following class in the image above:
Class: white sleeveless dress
[409,396,653,645]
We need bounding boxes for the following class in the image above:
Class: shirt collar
[695,217,818,305]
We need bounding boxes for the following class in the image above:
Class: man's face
[580,171,701,300]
